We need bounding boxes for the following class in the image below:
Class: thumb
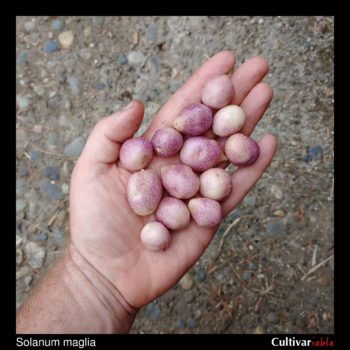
[80,100,144,164]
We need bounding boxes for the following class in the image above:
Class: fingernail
[123,100,134,111]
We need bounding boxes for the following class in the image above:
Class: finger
[240,82,274,136]
[221,133,278,216]
[80,100,144,164]
[143,51,235,138]
[231,56,269,105]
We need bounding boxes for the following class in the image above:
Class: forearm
[16,244,137,334]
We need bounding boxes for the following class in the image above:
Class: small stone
[178,319,186,328]
[248,262,257,270]
[273,209,286,218]
[52,227,64,244]
[16,249,23,265]
[258,18,264,24]
[33,85,45,96]
[44,166,60,180]
[43,40,59,53]
[47,131,59,146]
[16,234,23,247]
[16,200,26,213]
[68,77,80,95]
[241,272,253,281]
[64,137,85,157]
[266,219,287,236]
[270,184,284,200]
[118,53,128,65]
[34,232,48,241]
[24,21,36,32]
[16,265,31,280]
[16,95,30,110]
[51,19,63,31]
[18,160,30,177]
[170,80,182,93]
[308,146,324,161]
[188,318,198,329]
[127,51,145,65]
[61,183,69,194]
[266,312,278,323]
[144,302,161,320]
[24,275,33,287]
[196,268,206,282]
[48,32,53,39]
[56,67,67,84]
[58,30,74,49]
[28,150,39,161]
[24,242,46,269]
[193,309,202,320]
[244,195,256,207]
[146,25,158,43]
[93,82,106,91]
[17,51,28,65]
[253,325,265,334]
[83,27,91,37]
[179,273,194,290]
[40,180,64,200]
[33,125,43,133]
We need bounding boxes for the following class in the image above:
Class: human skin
[16,51,277,334]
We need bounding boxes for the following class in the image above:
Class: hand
[69,51,277,311]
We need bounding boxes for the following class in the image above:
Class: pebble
[24,21,36,32]
[127,51,145,65]
[61,183,69,194]
[28,150,39,161]
[118,53,128,65]
[266,219,287,236]
[179,273,194,290]
[178,319,186,328]
[43,40,59,53]
[270,184,284,200]
[18,160,30,177]
[17,51,28,65]
[24,242,46,269]
[52,227,64,244]
[83,27,91,37]
[93,82,106,91]
[253,325,265,334]
[244,195,257,207]
[196,267,206,282]
[64,137,85,157]
[34,232,48,241]
[48,32,54,39]
[16,200,26,214]
[16,129,27,149]
[241,272,253,281]
[51,19,63,31]
[68,77,80,95]
[273,209,286,218]
[16,249,23,265]
[16,234,23,247]
[305,146,324,162]
[146,25,158,43]
[16,265,31,280]
[40,180,64,200]
[24,275,33,287]
[16,94,30,110]
[33,85,45,97]
[47,131,59,147]
[248,262,257,270]
[56,67,67,84]
[266,312,278,323]
[188,318,198,329]
[58,30,74,49]
[144,302,161,320]
[44,166,60,180]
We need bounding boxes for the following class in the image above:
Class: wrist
[66,243,138,333]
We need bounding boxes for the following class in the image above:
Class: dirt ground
[16,16,334,333]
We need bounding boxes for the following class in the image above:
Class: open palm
[69,51,277,310]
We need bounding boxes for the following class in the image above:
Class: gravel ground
[16,16,334,334]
